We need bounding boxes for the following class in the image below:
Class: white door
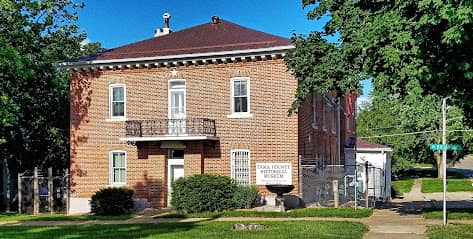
[167,150,184,206]
[168,80,186,135]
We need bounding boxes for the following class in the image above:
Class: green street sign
[429,144,463,151]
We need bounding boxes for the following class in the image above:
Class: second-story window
[109,84,126,118]
[322,97,327,131]
[312,93,317,129]
[231,77,250,114]
[332,105,337,134]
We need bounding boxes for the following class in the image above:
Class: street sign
[429,144,463,151]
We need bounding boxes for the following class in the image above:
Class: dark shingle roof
[357,139,391,149]
[70,19,292,62]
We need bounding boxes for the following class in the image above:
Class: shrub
[232,185,259,209]
[171,174,237,213]
[90,187,134,215]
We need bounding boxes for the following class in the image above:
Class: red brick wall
[70,59,299,207]
[297,92,355,166]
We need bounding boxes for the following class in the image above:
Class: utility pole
[442,97,448,226]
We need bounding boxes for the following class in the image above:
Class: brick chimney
[154,13,172,37]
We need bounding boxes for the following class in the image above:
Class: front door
[167,149,184,206]
[168,80,186,135]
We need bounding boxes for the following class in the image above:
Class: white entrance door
[168,80,186,135]
[167,149,184,206]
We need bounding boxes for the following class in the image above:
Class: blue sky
[76,0,371,96]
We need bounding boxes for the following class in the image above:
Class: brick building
[64,15,355,213]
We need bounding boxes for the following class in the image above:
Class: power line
[359,130,437,139]
[360,129,473,139]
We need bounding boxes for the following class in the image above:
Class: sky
[76,0,372,97]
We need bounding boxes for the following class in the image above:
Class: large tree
[0,0,97,209]
[357,81,473,177]
[287,0,473,119]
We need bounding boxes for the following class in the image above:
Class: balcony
[121,118,218,142]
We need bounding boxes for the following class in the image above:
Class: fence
[298,156,346,207]
[299,156,389,208]
[18,167,69,215]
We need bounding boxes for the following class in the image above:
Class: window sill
[108,183,127,187]
[312,123,318,129]
[227,113,253,119]
[106,118,128,122]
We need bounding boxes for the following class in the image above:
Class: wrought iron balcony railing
[125,118,216,137]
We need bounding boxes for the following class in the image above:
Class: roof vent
[154,13,172,37]
[211,16,221,24]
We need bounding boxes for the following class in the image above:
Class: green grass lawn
[0,221,368,239]
[427,224,473,239]
[392,179,415,194]
[157,208,373,219]
[421,179,473,193]
[0,212,136,222]
[423,208,473,220]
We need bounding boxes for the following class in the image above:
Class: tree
[286,1,473,177]
[285,32,361,114]
[357,81,473,177]
[81,42,105,56]
[295,0,473,122]
[0,0,88,209]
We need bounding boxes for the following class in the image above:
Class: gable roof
[69,19,292,63]
[357,139,392,151]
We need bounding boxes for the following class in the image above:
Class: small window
[110,151,126,185]
[312,94,317,129]
[109,84,126,118]
[231,77,250,114]
[231,150,250,185]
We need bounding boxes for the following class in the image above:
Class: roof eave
[59,45,294,70]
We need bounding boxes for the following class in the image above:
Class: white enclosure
[345,139,392,201]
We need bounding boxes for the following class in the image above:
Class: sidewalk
[362,179,427,239]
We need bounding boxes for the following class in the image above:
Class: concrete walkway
[361,179,427,239]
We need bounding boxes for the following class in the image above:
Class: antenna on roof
[155,13,172,37]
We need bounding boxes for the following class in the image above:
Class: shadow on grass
[0,223,200,239]
[0,221,368,239]
[377,200,473,216]
[0,213,136,222]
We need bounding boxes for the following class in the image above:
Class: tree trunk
[434,151,443,179]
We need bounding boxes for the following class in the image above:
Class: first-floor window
[110,151,126,185]
[231,150,250,185]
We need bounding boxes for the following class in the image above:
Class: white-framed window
[332,105,337,134]
[231,150,250,185]
[109,84,126,119]
[322,97,327,131]
[230,77,250,114]
[312,93,317,129]
[168,79,186,119]
[109,151,126,185]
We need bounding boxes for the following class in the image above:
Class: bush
[232,185,259,209]
[171,174,238,213]
[90,187,134,215]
